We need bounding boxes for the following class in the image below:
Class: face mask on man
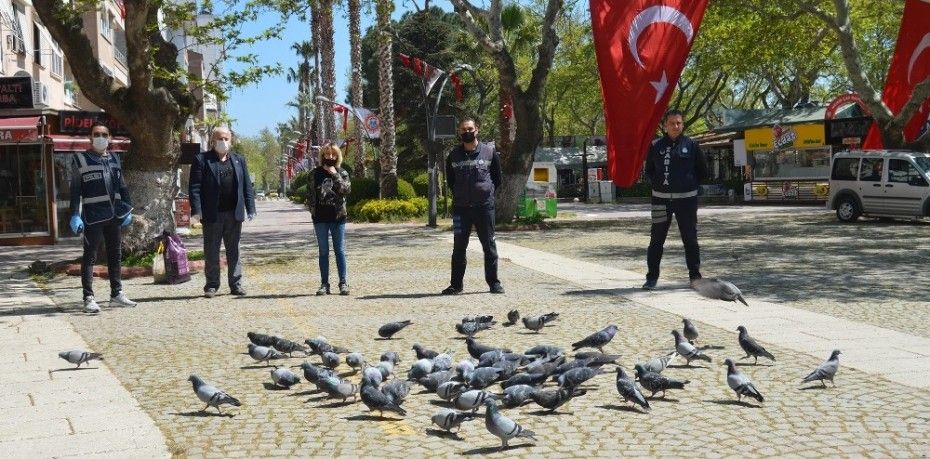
[214,139,230,154]
[92,137,109,152]
[322,158,337,167]
[460,131,476,143]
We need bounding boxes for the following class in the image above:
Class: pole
[427,72,454,227]
[581,139,589,203]
[280,145,287,196]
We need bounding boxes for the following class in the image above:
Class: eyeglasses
[91,132,110,138]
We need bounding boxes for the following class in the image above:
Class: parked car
[827,150,930,222]
[256,190,267,200]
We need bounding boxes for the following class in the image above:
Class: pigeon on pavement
[736,326,776,364]
[320,351,341,370]
[692,278,749,306]
[462,315,495,324]
[557,366,603,389]
[305,337,349,355]
[320,375,359,402]
[573,352,621,366]
[360,378,406,417]
[724,358,764,404]
[672,330,712,365]
[437,381,466,401]
[466,337,510,359]
[188,374,241,414]
[639,352,677,374]
[362,367,384,386]
[381,351,402,364]
[345,352,366,373]
[521,315,550,333]
[431,408,476,433]
[571,325,619,352]
[634,364,690,398]
[300,362,331,384]
[407,358,434,381]
[378,320,412,339]
[58,350,103,368]
[462,367,503,390]
[247,343,287,365]
[270,367,301,389]
[529,387,586,412]
[418,370,457,392]
[615,367,650,412]
[506,309,520,326]
[484,399,536,451]
[499,384,537,408]
[524,345,563,358]
[412,344,440,360]
[375,360,394,380]
[247,332,279,347]
[454,389,496,412]
[456,320,495,337]
[802,349,841,387]
[682,319,700,344]
[382,379,414,404]
[272,338,309,356]
[501,372,548,388]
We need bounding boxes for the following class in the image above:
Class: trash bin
[518,196,538,218]
[545,197,557,217]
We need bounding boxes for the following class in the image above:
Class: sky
[225,1,454,138]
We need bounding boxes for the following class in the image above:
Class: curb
[60,258,226,279]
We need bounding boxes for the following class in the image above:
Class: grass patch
[122,249,204,267]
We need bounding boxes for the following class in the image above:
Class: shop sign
[744,123,825,151]
[825,92,870,120]
[59,111,129,136]
[0,77,34,109]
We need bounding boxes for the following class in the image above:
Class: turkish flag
[862,0,930,149]
[590,0,709,186]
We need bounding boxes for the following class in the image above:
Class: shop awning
[48,134,130,152]
[0,116,40,143]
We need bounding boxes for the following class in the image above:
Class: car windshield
[914,156,930,174]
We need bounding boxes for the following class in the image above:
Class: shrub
[288,171,311,196]
[354,199,421,222]
[348,177,379,205]
[290,185,307,204]
[411,171,430,196]
[618,182,651,198]
[397,178,417,199]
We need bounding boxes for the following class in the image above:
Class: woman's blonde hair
[318,142,343,168]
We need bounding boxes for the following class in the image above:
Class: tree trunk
[348,0,366,178]
[376,0,398,197]
[496,91,544,221]
[310,5,325,145]
[319,0,337,141]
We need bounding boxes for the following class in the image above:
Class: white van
[827,150,930,222]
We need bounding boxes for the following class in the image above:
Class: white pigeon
[692,278,749,306]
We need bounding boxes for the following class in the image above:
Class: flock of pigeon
[56,278,843,451]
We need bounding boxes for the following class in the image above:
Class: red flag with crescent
[862,0,930,149]
[590,0,709,186]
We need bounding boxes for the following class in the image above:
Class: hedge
[411,171,429,197]
[352,199,421,222]
[348,177,379,205]
[397,178,417,199]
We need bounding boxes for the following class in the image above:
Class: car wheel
[836,197,861,222]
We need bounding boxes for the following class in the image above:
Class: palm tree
[348,0,365,178]
[376,0,397,197]
[290,41,314,136]
[318,0,337,142]
[310,2,325,144]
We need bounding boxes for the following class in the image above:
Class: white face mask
[92,137,109,152]
[214,139,230,154]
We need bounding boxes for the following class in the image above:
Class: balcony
[113,46,127,68]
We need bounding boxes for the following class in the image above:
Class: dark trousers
[81,218,122,298]
[451,205,499,289]
[646,196,701,281]
[203,211,243,291]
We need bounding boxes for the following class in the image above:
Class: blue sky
[226,1,453,137]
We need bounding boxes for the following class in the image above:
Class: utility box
[598,181,615,203]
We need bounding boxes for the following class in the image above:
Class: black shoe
[338,283,350,296]
[489,283,505,294]
[204,288,217,298]
[641,279,657,290]
[316,283,330,296]
[441,286,462,295]
[231,287,247,296]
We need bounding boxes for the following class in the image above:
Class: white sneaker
[83,296,100,314]
[110,292,137,307]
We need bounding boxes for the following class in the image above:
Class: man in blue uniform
[69,121,136,313]
[642,110,707,290]
[443,117,504,295]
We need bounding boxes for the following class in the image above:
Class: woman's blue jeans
[313,222,347,285]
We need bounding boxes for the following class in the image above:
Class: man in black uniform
[642,110,707,290]
[443,117,504,295]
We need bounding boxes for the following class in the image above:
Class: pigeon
[462,367,503,390]
[615,367,650,411]
[319,375,359,402]
[58,350,103,368]
[530,387,586,412]
[466,337,510,359]
[736,326,776,364]
[634,364,690,398]
[407,358,434,381]
[506,309,520,325]
[499,384,537,408]
[639,352,677,375]
[454,389,496,412]
[526,359,562,376]
[360,378,406,417]
[247,332,280,347]
[382,379,414,404]
[304,337,349,355]
[188,374,241,414]
[553,358,595,376]
[522,315,550,333]
[692,278,749,306]
[557,366,603,389]
[483,399,536,451]
[462,315,495,324]
[300,362,331,384]
[437,381,465,401]
[573,352,621,366]
[270,367,301,389]
[375,360,394,380]
[456,360,476,376]
[456,320,495,337]
[320,351,341,369]
[524,345,563,358]
[672,330,712,365]
[491,359,520,381]
[501,372,548,388]
[724,358,764,403]
[682,319,700,344]
[362,367,384,386]
[247,343,287,365]
[419,370,457,392]
[378,320,412,339]
[380,351,401,364]
[432,353,454,372]
[345,352,366,373]
[571,325,619,352]
[802,349,841,387]
[412,344,439,360]
[431,408,476,433]
[272,338,309,356]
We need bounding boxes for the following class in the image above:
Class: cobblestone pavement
[499,209,930,339]
[38,201,930,457]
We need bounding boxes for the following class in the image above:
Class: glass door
[0,144,49,236]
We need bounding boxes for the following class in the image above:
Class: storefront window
[749,147,831,179]
[54,152,78,238]
[0,145,49,235]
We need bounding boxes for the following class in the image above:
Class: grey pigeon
[360,379,406,417]
[382,379,414,404]
[247,343,287,365]
[407,358,434,381]
[319,375,359,402]
[506,309,520,325]
[378,320,412,339]
[362,367,384,386]
[484,399,536,451]
[639,352,677,375]
[456,360,476,376]
[272,338,309,356]
[802,349,841,387]
[320,351,341,369]
[431,408,476,433]
[247,332,279,347]
[672,330,712,365]
[530,387,586,412]
[634,364,690,398]
[573,352,621,366]
[692,278,749,306]
[466,337,510,359]
[571,324,619,352]
[462,314,495,324]
[499,384,537,408]
[412,344,439,360]
[270,367,301,389]
[188,374,241,414]
[456,320,495,337]
[524,345,563,358]
[346,352,366,372]
[682,319,700,344]
[380,351,401,364]
[437,381,465,401]
[557,366,603,389]
[304,337,349,355]
[724,358,764,403]
[419,370,457,392]
[615,367,650,411]
[58,350,103,368]
[522,315,550,333]
[491,358,519,381]
[300,362,330,383]
[462,367,503,390]
[454,389,496,412]
[376,360,394,380]
[501,372,548,388]
[432,353,454,372]
[737,326,776,364]
[553,358,595,376]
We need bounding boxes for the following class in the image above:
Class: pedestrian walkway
[488,239,930,389]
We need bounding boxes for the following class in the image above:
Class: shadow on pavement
[598,404,649,414]
[232,294,312,300]
[344,414,403,422]
[50,367,99,372]
[357,292,484,300]
[0,305,60,317]
[462,443,534,455]
[171,410,236,418]
[425,428,464,441]
[133,295,205,303]
[799,385,832,391]
[706,399,763,408]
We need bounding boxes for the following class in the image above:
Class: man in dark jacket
[189,127,256,298]
[443,117,504,295]
[642,110,707,290]
[69,121,136,313]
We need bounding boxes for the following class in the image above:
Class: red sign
[825,93,870,120]
[59,111,129,136]
[590,0,710,186]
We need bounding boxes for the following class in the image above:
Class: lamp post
[425,63,473,227]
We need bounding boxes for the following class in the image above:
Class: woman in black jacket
[307,143,352,295]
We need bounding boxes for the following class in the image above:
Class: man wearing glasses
[69,121,136,313]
